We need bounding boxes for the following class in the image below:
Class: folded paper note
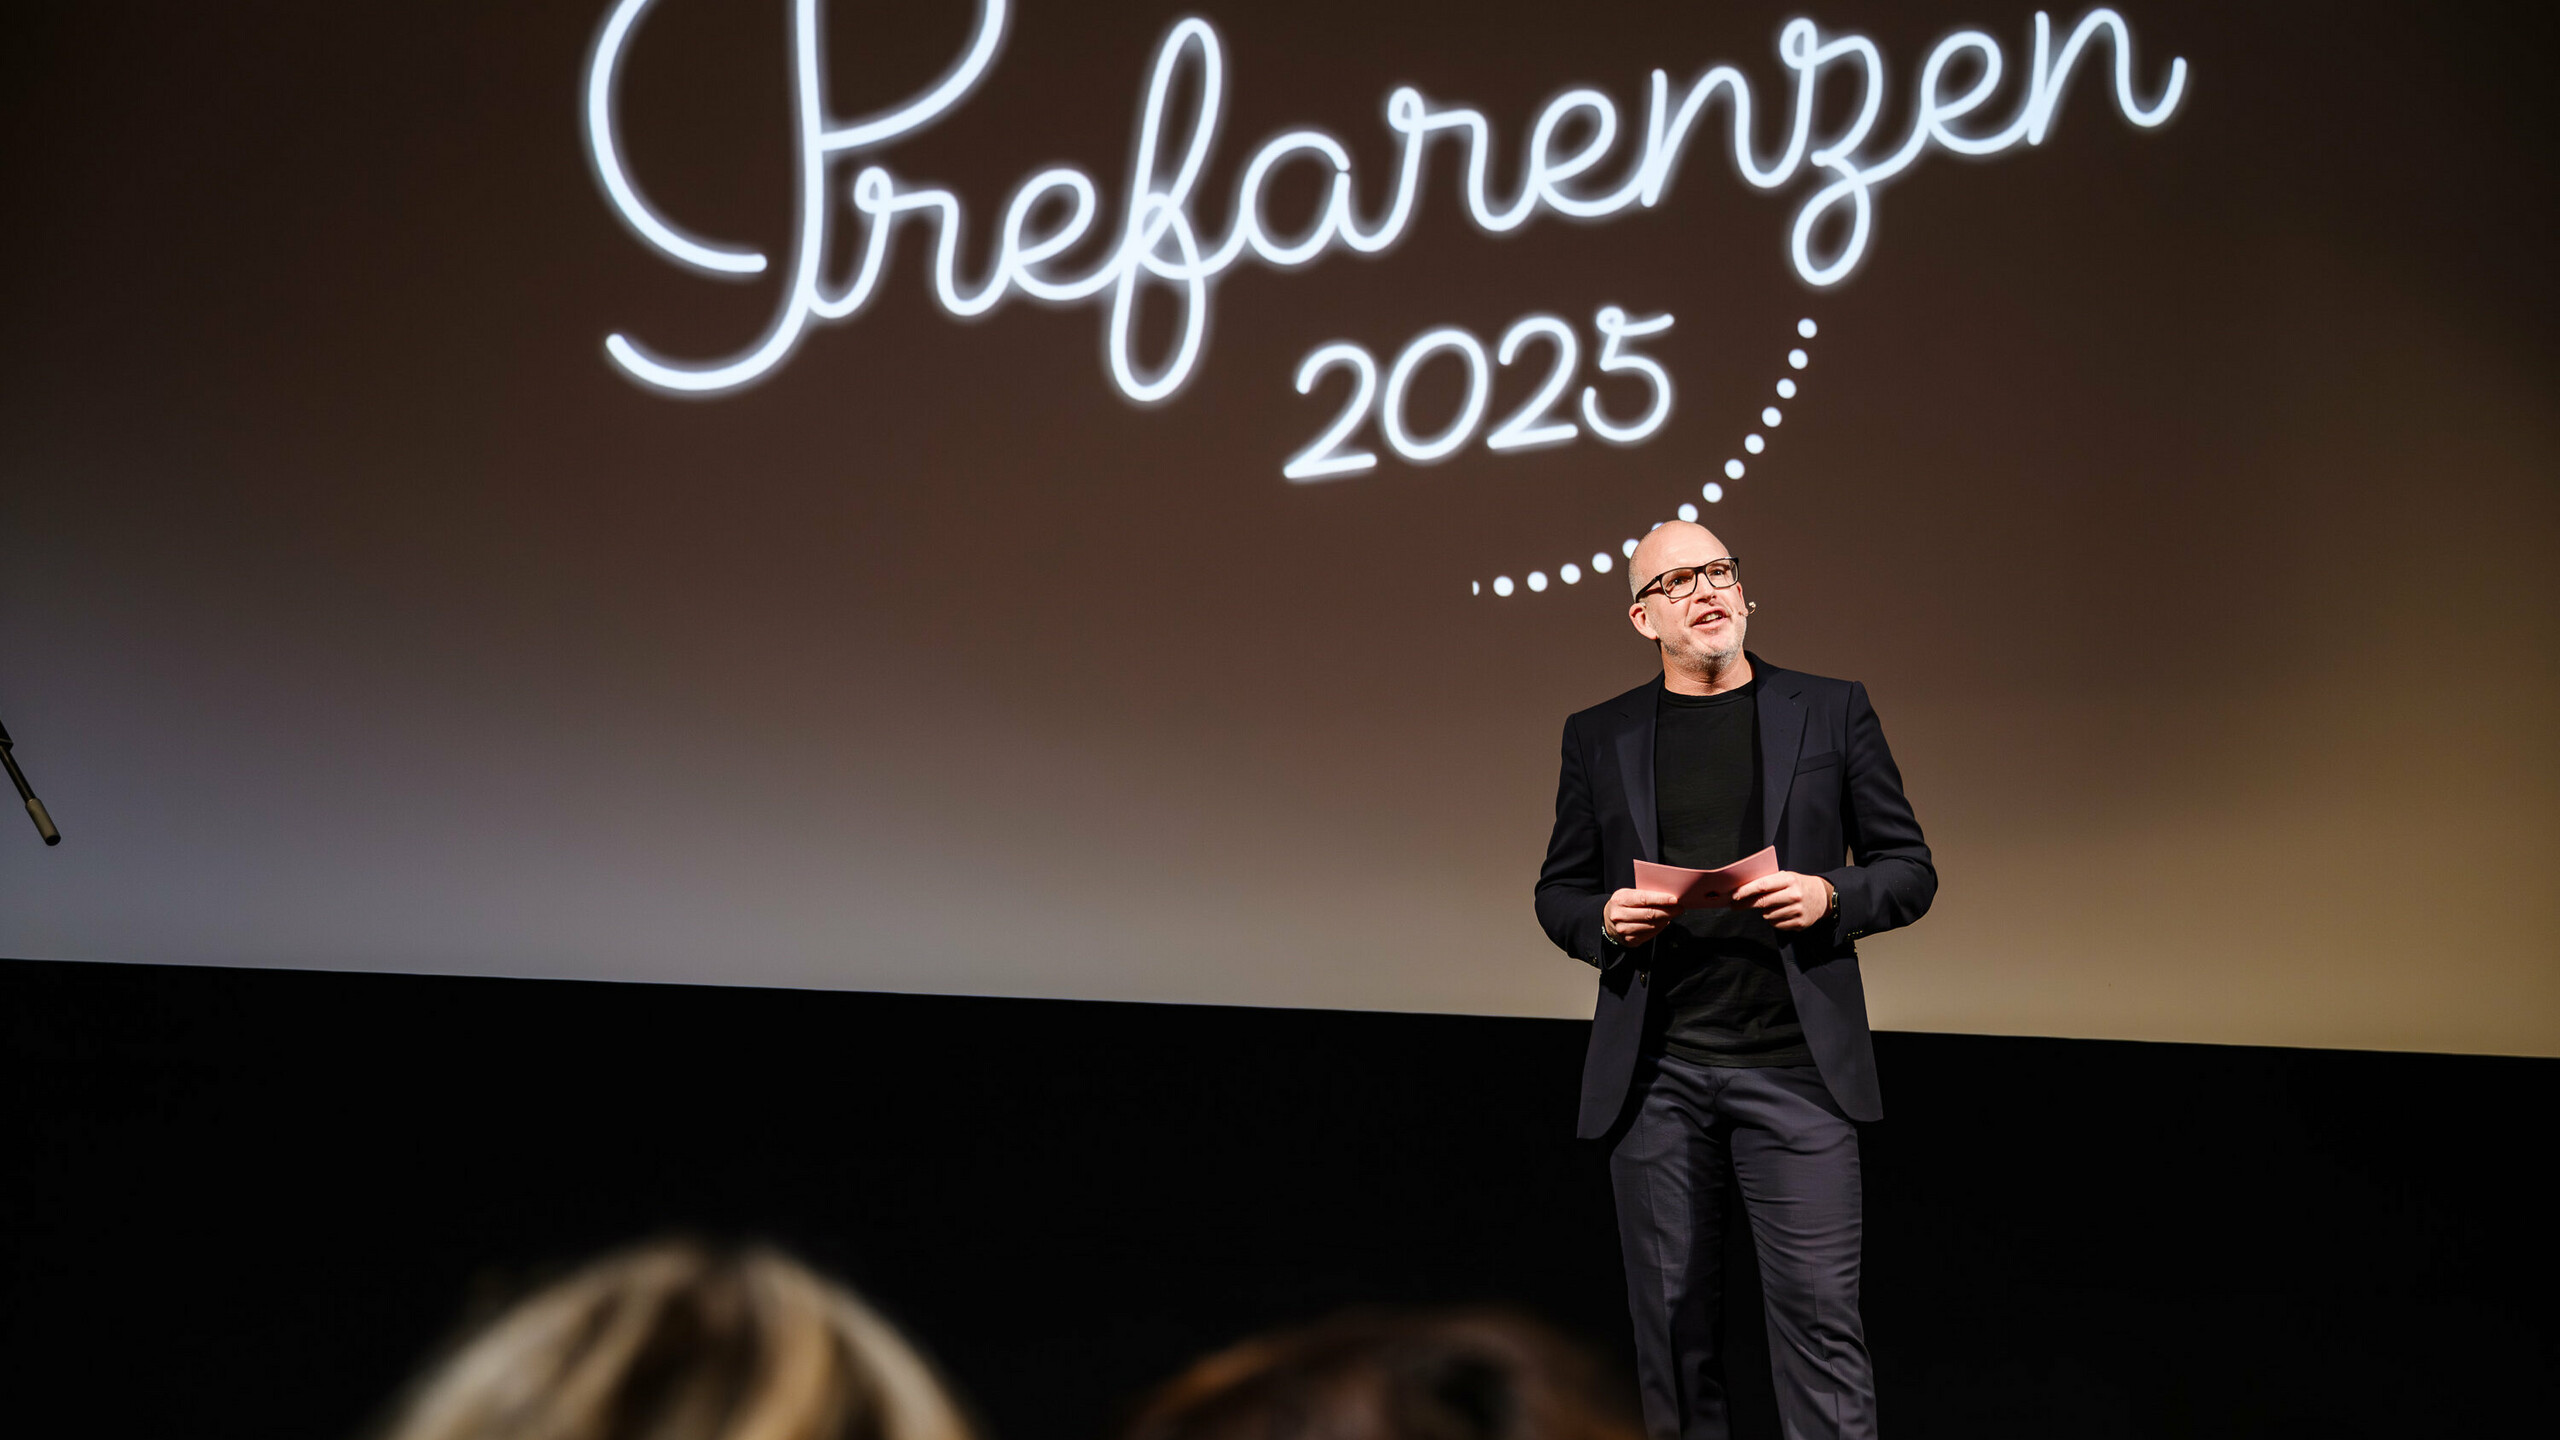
[1632,846,1780,911]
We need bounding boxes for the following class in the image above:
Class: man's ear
[1628,602,1661,642]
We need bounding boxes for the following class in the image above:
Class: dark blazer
[1534,655,1935,1136]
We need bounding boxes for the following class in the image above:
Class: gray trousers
[1608,1056,1877,1440]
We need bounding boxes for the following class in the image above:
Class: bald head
[1627,521,1726,597]
[1625,520,1751,690]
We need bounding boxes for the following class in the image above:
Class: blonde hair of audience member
[1122,1309,1642,1440]
[376,1239,974,1440]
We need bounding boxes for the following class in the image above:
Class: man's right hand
[1603,889,1681,948]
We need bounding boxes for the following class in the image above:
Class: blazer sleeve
[1817,680,1937,942]
[1534,714,1624,969]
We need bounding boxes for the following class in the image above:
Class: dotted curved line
[1476,317,1818,598]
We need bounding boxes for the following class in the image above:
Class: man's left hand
[1732,871,1834,932]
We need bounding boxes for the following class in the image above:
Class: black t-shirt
[1648,678,1812,1067]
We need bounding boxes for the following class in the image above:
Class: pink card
[1632,846,1780,911]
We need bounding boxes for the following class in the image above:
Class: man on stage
[1534,520,1936,1440]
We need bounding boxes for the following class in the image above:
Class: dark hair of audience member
[372,1238,974,1440]
[1121,1309,1642,1440]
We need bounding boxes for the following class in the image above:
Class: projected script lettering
[586,2,2184,420]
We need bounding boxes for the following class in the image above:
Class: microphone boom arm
[0,716,61,845]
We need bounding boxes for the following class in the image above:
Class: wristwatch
[1822,879,1841,921]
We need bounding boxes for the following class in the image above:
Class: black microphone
[0,715,60,845]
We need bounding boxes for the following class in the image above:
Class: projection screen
[0,0,2551,1057]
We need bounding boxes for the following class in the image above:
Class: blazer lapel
[1614,683,1660,863]
[1756,660,1804,850]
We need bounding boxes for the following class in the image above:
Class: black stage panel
[5,959,2551,1438]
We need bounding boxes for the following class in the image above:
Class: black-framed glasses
[1635,556,1742,602]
